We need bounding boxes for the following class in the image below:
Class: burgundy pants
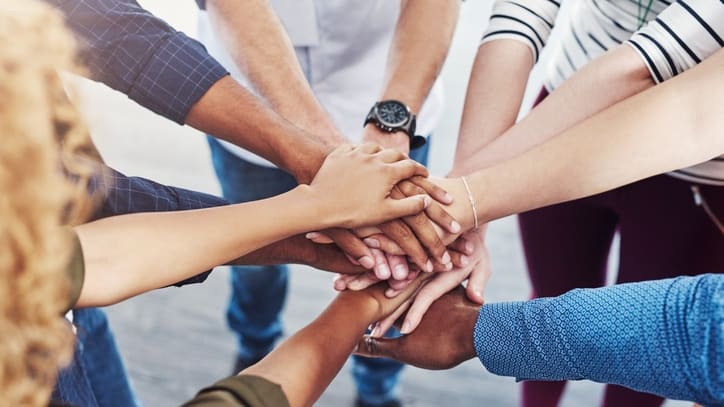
[518,88,724,407]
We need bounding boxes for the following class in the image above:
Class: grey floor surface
[72,1,690,406]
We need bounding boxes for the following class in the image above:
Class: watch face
[376,100,409,127]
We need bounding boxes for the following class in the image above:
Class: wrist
[363,124,410,154]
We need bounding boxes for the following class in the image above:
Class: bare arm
[363,0,459,152]
[206,0,344,144]
[454,44,655,175]
[443,48,724,229]
[73,145,429,307]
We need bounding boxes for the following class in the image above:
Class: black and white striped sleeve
[627,0,724,84]
[480,0,561,62]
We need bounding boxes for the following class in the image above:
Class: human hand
[232,234,367,275]
[354,286,479,370]
[310,143,430,229]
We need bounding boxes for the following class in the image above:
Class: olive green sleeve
[63,228,85,313]
[181,375,290,407]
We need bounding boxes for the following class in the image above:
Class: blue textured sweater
[473,274,723,406]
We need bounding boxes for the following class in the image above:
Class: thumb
[354,335,404,361]
[466,258,490,305]
[384,194,430,219]
[388,160,429,183]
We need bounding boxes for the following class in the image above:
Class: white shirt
[197,0,444,167]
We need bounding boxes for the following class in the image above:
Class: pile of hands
[305,142,491,347]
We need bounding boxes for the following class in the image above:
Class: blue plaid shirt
[45,0,228,124]
[90,165,228,285]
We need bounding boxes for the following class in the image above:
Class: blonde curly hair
[0,0,96,405]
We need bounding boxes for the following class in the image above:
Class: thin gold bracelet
[461,176,479,230]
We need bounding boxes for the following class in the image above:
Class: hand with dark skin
[354,286,479,370]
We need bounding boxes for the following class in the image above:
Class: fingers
[362,234,405,255]
[355,143,382,154]
[370,248,392,280]
[397,179,460,234]
[326,228,376,269]
[378,220,432,272]
[336,271,380,291]
[449,235,475,256]
[387,159,429,181]
[409,176,453,205]
[466,254,490,305]
[305,231,334,244]
[373,297,412,338]
[374,148,407,163]
[387,254,410,281]
[401,269,468,334]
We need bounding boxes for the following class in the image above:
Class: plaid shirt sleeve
[45,0,228,124]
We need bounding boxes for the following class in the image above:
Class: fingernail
[423,196,431,208]
[401,321,412,335]
[444,192,453,203]
[465,241,474,254]
[444,262,453,271]
[393,264,407,279]
[359,256,375,269]
[425,259,434,273]
[385,288,396,297]
[450,221,461,233]
[378,264,391,279]
[305,232,319,239]
[363,238,380,248]
[460,255,469,266]
[441,251,451,265]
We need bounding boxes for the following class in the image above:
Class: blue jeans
[55,308,139,407]
[208,137,431,404]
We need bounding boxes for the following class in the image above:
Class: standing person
[196,1,459,405]
[449,1,724,406]
[42,1,457,406]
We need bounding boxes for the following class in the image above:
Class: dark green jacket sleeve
[64,229,85,313]
[181,375,290,407]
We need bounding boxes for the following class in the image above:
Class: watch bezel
[374,100,411,128]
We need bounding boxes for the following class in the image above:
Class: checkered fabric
[473,274,724,406]
[44,0,228,123]
[90,165,229,285]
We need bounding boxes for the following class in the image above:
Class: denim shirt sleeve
[473,275,724,406]
[44,0,228,123]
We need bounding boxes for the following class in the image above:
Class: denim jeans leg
[352,139,431,403]
[53,333,100,407]
[72,308,141,407]
[207,138,298,363]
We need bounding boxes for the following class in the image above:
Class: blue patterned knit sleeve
[473,274,724,406]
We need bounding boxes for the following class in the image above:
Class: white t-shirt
[197,0,444,167]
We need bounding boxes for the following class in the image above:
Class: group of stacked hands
[19,0,723,406]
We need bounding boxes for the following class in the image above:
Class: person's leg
[71,308,140,407]
[518,196,618,407]
[603,175,724,407]
[207,138,298,371]
[351,141,431,407]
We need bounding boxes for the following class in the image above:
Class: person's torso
[197,0,444,167]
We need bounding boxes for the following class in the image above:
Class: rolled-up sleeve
[44,0,228,123]
[480,0,561,62]
[627,0,724,83]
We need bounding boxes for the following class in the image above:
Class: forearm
[74,186,328,307]
[451,40,533,173]
[367,0,458,150]
[461,48,724,227]
[243,293,377,407]
[186,76,330,183]
[457,45,654,174]
[474,275,724,405]
[207,0,344,143]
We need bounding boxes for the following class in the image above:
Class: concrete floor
[71,1,690,406]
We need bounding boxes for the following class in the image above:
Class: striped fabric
[481,0,724,185]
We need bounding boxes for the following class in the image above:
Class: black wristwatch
[364,100,427,149]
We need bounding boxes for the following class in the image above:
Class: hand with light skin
[354,286,479,370]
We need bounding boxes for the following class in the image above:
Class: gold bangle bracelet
[461,176,479,230]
